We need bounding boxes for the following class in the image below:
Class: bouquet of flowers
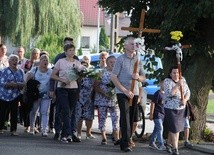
[106,81,116,101]
[67,65,80,81]
[67,65,101,81]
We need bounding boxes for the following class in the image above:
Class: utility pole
[97,7,100,53]
[110,13,119,53]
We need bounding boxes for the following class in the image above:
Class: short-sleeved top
[112,53,144,95]
[30,67,52,93]
[151,90,165,119]
[54,58,82,89]
[0,67,24,101]
[54,52,79,64]
[164,78,190,110]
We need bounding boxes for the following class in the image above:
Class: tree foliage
[99,0,214,140]
[99,27,109,50]
[0,0,81,47]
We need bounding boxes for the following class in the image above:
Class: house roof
[80,0,104,27]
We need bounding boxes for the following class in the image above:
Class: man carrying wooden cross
[111,9,160,152]
[111,36,146,152]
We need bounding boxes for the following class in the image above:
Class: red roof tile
[80,0,104,27]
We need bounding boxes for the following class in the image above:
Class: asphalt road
[0,126,211,155]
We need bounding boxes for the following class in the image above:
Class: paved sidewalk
[82,110,214,155]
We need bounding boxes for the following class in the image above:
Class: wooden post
[121,9,160,106]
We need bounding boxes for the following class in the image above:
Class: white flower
[67,66,79,81]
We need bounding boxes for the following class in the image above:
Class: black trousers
[117,94,138,150]
[0,97,19,132]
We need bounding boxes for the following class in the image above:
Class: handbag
[186,101,196,121]
[24,67,40,103]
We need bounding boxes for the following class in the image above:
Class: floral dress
[94,70,119,131]
[75,77,95,122]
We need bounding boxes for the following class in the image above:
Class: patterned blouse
[77,77,95,106]
[94,70,117,107]
[0,67,24,101]
[164,78,190,110]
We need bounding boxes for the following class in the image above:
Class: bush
[203,128,214,142]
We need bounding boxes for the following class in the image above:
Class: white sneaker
[49,128,56,134]
[86,134,95,139]
[42,132,48,137]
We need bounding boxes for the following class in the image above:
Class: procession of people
[0,36,193,155]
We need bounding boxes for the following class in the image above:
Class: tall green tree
[99,27,109,50]
[0,0,81,48]
[99,0,214,140]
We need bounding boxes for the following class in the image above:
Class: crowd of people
[0,36,193,154]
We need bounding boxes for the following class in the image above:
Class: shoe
[72,134,81,142]
[53,133,60,140]
[129,140,135,148]
[184,141,193,148]
[123,147,132,152]
[11,132,19,136]
[165,143,172,153]
[86,134,95,139]
[29,129,35,135]
[42,132,48,137]
[101,139,107,145]
[172,148,179,155]
[157,145,166,151]
[49,128,56,134]
[24,127,30,133]
[67,135,73,143]
[114,140,120,145]
[149,142,158,150]
[61,137,69,143]
[77,134,82,140]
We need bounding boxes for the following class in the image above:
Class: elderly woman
[164,66,190,155]
[75,56,96,140]
[94,55,120,145]
[99,51,108,69]
[0,54,25,136]
[26,54,52,137]
[51,44,85,143]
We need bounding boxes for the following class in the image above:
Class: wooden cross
[121,9,160,106]
[121,9,160,37]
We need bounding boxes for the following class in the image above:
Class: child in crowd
[149,80,166,150]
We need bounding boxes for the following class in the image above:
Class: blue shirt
[0,67,24,101]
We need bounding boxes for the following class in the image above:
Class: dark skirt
[164,108,185,133]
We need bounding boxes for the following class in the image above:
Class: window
[81,36,90,48]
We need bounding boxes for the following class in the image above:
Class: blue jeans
[150,118,164,146]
